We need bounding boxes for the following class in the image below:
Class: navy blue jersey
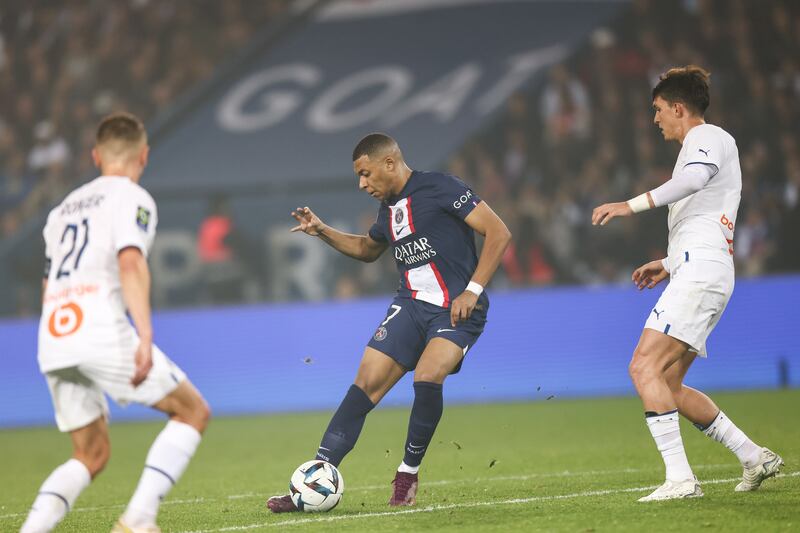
[368,171,482,308]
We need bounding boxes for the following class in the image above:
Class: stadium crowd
[444,0,800,286]
[0,0,289,238]
[331,0,800,299]
[1,0,799,312]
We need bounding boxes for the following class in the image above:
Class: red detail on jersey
[720,214,734,231]
[726,238,734,255]
[389,205,397,242]
[406,196,416,234]
[429,261,450,308]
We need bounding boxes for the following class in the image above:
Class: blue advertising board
[1,276,797,428]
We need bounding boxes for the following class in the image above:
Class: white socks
[122,420,202,528]
[397,461,420,474]
[701,410,762,468]
[20,458,91,533]
[646,410,695,482]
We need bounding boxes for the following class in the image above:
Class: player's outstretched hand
[290,206,326,236]
[450,290,479,327]
[592,201,633,226]
[632,259,669,290]
[131,341,153,387]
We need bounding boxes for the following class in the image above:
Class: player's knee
[628,351,658,385]
[187,395,211,433]
[352,378,383,403]
[413,368,446,384]
[196,397,212,431]
[177,393,211,434]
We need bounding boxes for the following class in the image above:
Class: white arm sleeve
[650,163,717,207]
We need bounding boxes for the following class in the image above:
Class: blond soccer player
[21,113,210,532]
[592,66,783,502]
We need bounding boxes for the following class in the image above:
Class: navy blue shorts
[366,295,489,373]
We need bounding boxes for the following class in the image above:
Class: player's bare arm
[632,259,669,290]
[290,206,387,262]
[451,201,511,326]
[118,246,154,386]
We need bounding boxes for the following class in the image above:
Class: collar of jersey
[384,170,418,205]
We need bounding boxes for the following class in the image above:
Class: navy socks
[316,385,375,467]
[402,381,444,467]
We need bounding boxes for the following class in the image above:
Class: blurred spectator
[27,121,70,173]
[197,194,248,305]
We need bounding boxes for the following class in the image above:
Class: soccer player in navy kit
[268,133,511,511]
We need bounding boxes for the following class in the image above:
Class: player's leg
[629,329,702,501]
[389,337,463,506]
[316,347,406,466]
[267,347,406,513]
[664,351,719,424]
[114,348,209,531]
[664,353,783,491]
[21,369,109,533]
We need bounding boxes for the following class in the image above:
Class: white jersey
[38,176,157,372]
[666,123,741,266]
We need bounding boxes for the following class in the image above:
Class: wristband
[466,281,484,296]
[627,193,651,213]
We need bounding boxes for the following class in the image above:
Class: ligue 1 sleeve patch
[136,206,151,231]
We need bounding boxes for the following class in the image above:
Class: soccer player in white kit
[592,66,783,502]
[20,113,210,533]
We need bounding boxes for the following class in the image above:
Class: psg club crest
[394,209,404,224]
[374,326,388,341]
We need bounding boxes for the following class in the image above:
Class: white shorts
[44,344,186,432]
[644,252,734,357]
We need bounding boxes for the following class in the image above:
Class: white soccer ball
[289,460,344,512]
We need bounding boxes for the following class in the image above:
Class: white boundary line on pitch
[181,472,800,532]
[225,463,738,499]
[0,464,764,520]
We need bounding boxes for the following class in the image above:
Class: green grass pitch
[1,389,798,532]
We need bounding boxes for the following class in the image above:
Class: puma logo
[652,308,664,319]
[699,148,710,157]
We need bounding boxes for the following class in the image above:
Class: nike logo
[436,328,456,333]
[394,226,407,235]
[318,446,331,452]
[652,308,664,319]
[698,148,710,156]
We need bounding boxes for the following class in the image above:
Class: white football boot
[638,477,703,502]
[735,447,784,492]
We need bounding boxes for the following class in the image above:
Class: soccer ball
[289,460,344,512]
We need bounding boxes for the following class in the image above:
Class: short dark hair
[652,65,711,116]
[96,112,146,146]
[352,132,397,161]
